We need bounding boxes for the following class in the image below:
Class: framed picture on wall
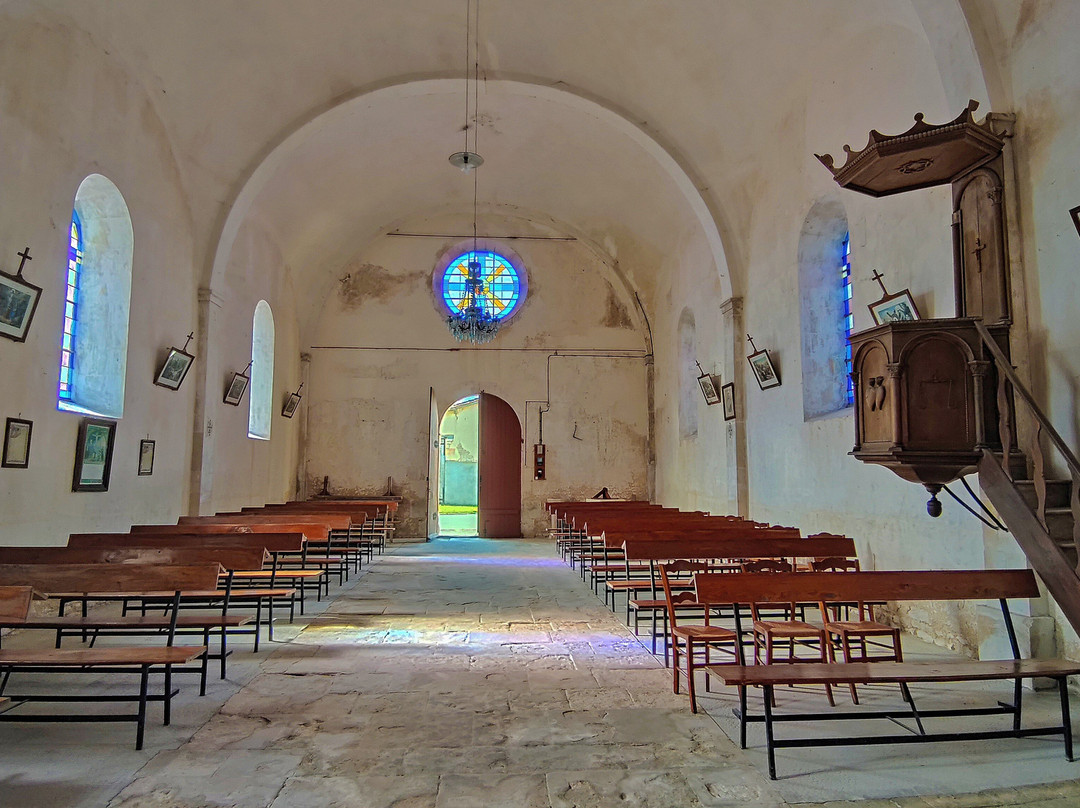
[281,392,302,418]
[721,382,737,421]
[2,417,33,468]
[869,289,920,325]
[223,372,249,406]
[0,269,42,343]
[697,372,720,406]
[138,439,155,476]
[1070,205,1080,239]
[154,346,195,390]
[72,418,116,492]
[747,348,781,390]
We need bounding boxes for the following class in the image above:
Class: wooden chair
[811,558,903,704]
[658,561,740,713]
[741,559,833,706]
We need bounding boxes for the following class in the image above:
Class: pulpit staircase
[972,322,1080,637]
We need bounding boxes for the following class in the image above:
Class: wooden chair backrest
[740,559,794,574]
[0,563,224,593]
[621,535,855,561]
[810,557,861,572]
[693,569,1040,606]
[739,559,796,620]
[0,545,268,570]
[658,561,710,629]
[70,532,303,553]
[0,585,34,619]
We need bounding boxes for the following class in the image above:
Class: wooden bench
[621,536,857,658]
[72,532,314,619]
[0,585,206,749]
[694,569,1080,779]
[172,517,355,580]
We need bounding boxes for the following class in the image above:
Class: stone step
[1014,478,1073,510]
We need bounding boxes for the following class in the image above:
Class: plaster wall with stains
[304,217,649,537]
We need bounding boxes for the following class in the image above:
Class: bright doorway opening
[438,395,479,536]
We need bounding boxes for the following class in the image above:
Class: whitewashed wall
[305,216,650,537]
[0,16,198,544]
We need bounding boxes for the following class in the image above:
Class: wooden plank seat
[695,569,1080,779]
[0,584,206,750]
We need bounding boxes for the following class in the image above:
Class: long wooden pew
[254,502,395,553]
[0,585,205,750]
[131,523,351,584]
[69,533,308,631]
[174,515,358,576]
[694,569,1080,780]
[0,567,218,744]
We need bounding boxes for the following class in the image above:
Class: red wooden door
[478,393,522,537]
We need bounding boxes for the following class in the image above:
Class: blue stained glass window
[441,251,522,320]
[58,211,83,400]
[841,233,853,407]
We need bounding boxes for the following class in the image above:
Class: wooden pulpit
[850,318,1013,494]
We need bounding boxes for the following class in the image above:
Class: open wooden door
[478,392,522,537]
[426,387,440,539]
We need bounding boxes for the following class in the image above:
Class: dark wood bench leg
[163,664,173,726]
[739,684,748,748]
[1059,676,1074,761]
[253,599,262,652]
[136,664,150,751]
[762,684,777,780]
[202,628,210,694]
[219,624,228,680]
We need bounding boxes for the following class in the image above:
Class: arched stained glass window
[441,251,522,321]
[841,233,854,407]
[58,211,83,401]
[248,300,275,440]
[56,174,133,418]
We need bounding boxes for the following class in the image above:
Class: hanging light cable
[447,0,498,345]
[448,0,483,174]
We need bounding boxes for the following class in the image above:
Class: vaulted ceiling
[7,0,988,328]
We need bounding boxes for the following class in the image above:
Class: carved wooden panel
[904,337,971,450]
[859,343,891,445]
[954,161,1009,323]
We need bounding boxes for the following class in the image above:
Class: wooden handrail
[973,320,1080,478]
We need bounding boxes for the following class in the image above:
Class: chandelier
[447,258,499,343]
[446,0,499,345]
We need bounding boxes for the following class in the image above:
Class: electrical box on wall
[533,443,546,480]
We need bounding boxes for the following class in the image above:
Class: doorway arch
[438,395,480,536]
[434,392,523,538]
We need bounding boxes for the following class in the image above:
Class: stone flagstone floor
[3,537,1080,807]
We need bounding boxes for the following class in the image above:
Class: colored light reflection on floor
[389,554,564,567]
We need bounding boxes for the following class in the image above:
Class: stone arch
[204,77,733,302]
